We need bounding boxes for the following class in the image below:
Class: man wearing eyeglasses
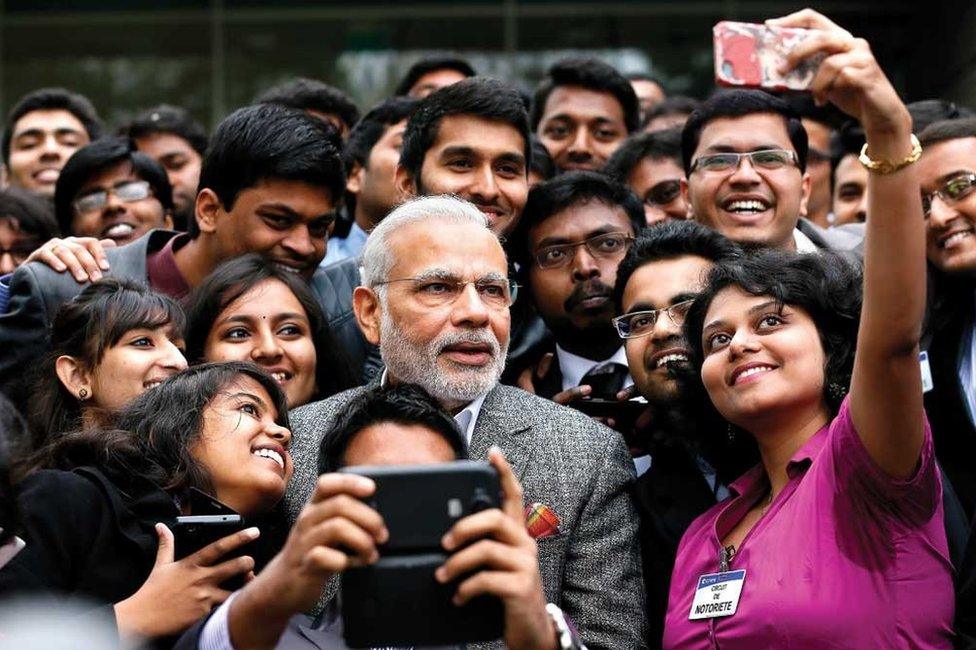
[285,195,648,649]
[53,136,174,246]
[914,118,976,522]
[680,89,862,254]
[508,171,645,408]
[604,127,690,226]
[611,219,741,645]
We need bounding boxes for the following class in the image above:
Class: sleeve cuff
[198,591,240,650]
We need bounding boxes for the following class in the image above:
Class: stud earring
[78,388,89,401]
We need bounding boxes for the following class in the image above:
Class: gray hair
[360,195,490,288]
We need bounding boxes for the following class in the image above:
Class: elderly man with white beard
[283,195,646,650]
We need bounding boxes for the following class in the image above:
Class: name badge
[920,351,934,393]
[689,570,746,620]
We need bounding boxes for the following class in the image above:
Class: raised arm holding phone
[663,9,953,648]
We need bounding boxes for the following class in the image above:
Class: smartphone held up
[714,20,826,92]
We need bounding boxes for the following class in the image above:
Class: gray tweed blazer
[286,383,648,650]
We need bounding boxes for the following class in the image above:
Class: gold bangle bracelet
[858,133,922,175]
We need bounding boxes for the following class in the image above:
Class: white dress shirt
[793,227,819,254]
[554,344,633,393]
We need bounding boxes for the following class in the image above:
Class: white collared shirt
[793,227,819,254]
[554,344,633,393]
[380,369,488,446]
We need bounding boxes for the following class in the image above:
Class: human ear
[55,355,92,401]
[353,286,382,346]
[798,172,812,218]
[394,165,418,201]
[346,162,364,195]
[195,188,223,235]
[680,178,694,220]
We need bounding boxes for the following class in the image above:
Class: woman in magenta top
[663,9,954,649]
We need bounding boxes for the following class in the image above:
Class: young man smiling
[680,90,862,254]
[0,104,352,402]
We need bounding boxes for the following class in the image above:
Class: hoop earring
[78,388,89,401]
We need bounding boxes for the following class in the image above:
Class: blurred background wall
[0,0,967,128]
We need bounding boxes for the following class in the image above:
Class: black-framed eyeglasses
[921,172,976,217]
[689,149,798,174]
[373,276,519,309]
[612,299,696,339]
[73,179,154,214]
[534,232,634,270]
[644,180,682,207]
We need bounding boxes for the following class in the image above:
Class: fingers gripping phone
[173,488,252,590]
[339,461,505,648]
[714,21,826,91]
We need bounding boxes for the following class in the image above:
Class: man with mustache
[611,220,741,644]
[509,171,644,406]
[286,195,647,649]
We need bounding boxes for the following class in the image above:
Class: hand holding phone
[714,20,825,91]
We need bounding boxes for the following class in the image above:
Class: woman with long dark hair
[29,278,187,450]
[1,362,292,641]
[664,10,953,648]
[183,254,356,408]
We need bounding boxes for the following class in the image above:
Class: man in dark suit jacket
[0,104,378,401]
[506,172,645,406]
[286,195,646,649]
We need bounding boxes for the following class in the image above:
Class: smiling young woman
[662,9,954,649]
[183,254,356,409]
[28,278,188,450]
[3,362,293,641]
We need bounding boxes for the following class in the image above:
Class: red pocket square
[524,502,561,539]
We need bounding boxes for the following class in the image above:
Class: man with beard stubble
[285,195,647,650]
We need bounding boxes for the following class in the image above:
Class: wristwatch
[546,603,587,650]
[858,133,922,174]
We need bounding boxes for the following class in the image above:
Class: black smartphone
[339,461,505,647]
[341,553,504,648]
[173,492,252,590]
[574,397,647,430]
[340,461,501,552]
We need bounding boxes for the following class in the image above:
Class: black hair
[256,77,361,133]
[399,77,531,185]
[642,95,701,130]
[829,121,865,179]
[53,136,174,236]
[317,384,467,475]
[680,89,808,175]
[120,104,209,156]
[919,117,976,148]
[394,57,477,97]
[529,135,555,182]
[341,97,418,218]
[613,220,741,313]
[530,58,640,134]
[182,254,357,404]
[603,127,683,183]
[29,278,186,450]
[784,94,847,130]
[511,170,644,268]
[25,361,288,506]
[683,250,861,415]
[908,99,976,135]
[0,187,58,240]
[192,104,345,238]
[2,88,102,164]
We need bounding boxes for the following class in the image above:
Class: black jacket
[0,466,177,603]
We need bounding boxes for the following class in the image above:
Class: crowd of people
[0,7,973,648]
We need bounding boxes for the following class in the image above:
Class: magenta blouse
[663,398,954,649]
